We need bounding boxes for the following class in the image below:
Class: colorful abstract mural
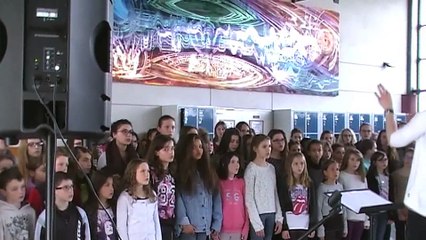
[112,0,340,96]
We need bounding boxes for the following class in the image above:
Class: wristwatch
[384,109,394,115]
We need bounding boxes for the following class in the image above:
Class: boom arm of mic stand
[296,207,341,240]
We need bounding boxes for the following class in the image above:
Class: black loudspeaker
[0,0,112,138]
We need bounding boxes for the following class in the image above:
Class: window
[417,0,426,111]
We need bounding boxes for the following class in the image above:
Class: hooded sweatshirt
[0,200,36,240]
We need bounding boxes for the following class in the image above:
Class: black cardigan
[277,173,317,231]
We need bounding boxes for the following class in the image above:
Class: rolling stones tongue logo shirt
[285,184,310,230]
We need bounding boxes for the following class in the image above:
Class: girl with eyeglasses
[96,119,139,178]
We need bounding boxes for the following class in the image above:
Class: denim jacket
[175,173,222,236]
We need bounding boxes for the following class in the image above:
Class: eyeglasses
[55,185,74,191]
[118,129,135,135]
[28,142,44,148]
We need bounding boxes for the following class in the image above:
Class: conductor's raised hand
[375,84,393,110]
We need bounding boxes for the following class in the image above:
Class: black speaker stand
[45,131,56,240]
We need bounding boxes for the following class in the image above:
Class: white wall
[111,0,408,134]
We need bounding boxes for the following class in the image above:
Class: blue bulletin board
[373,114,384,132]
[293,112,319,139]
[322,113,334,132]
[334,113,346,133]
[293,112,306,133]
[349,114,360,132]
[180,107,215,135]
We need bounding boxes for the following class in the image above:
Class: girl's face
[132,135,138,149]
[55,156,69,173]
[323,133,334,144]
[99,177,114,200]
[216,125,226,139]
[254,139,271,159]
[324,162,340,182]
[291,132,303,143]
[291,156,306,178]
[380,132,388,148]
[289,144,301,154]
[78,152,92,174]
[239,124,250,136]
[323,146,332,160]
[342,130,353,144]
[308,143,323,164]
[136,162,150,186]
[228,135,240,152]
[347,154,361,172]
[375,155,388,172]
[332,147,345,162]
[227,156,240,177]
[192,139,204,160]
[113,124,133,146]
[27,139,43,158]
[33,164,46,184]
[0,159,14,174]
[156,140,175,163]
[271,133,285,152]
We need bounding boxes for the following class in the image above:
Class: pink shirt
[220,178,249,235]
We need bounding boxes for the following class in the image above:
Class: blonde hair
[121,159,156,202]
[337,128,357,146]
[17,139,44,182]
[285,152,311,188]
[341,147,366,181]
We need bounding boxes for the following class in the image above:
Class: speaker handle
[0,20,7,63]
[92,21,111,73]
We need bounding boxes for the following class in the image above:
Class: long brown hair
[121,159,156,202]
[250,134,270,161]
[340,147,366,181]
[145,134,176,178]
[285,152,311,188]
[176,134,218,194]
[267,129,288,161]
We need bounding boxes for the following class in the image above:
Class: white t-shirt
[389,111,426,216]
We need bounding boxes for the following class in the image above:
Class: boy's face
[55,179,74,202]
[158,119,175,137]
[0,159,14,174]
[55,156,69,173]
[2,179,26,205]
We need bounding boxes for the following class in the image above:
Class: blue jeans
[372,212,387,240]
[250,213,275,240]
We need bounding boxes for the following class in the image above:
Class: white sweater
[244,162,283,232]
[338,171,369,227]
[117,191,162,240]
[389,111,426,216]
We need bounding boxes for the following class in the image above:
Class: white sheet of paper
[340,189,392,213]
[285,212,309,230]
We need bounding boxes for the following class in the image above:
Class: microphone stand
[297,190,342,240]
[296,207,341,240]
